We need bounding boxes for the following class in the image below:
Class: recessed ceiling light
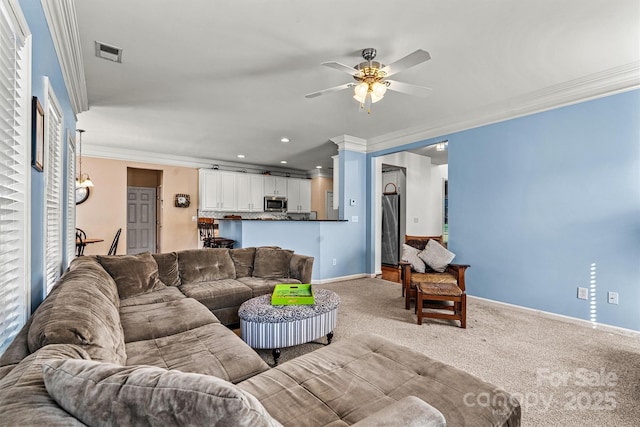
[316,165,322,169]
[280,160,287,164]
[237,154,245,158]
[280,137,290,143]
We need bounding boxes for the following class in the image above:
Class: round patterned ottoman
[238,288,340,366]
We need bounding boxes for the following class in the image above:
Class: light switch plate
[577,287,588,300]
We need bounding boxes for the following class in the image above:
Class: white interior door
[127,186,157,254]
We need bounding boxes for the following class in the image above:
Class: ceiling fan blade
[380,49,431,77]
[385,80,432,97]
[305,82,355,98]
[322,61,359,76]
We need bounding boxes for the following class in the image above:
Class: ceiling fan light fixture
[354,82,368,97]
[370,91,384,104]
[353,92,367,104]
[372,81,387,97]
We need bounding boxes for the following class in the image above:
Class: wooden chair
[75,228,87,257]
[400,235,469,328]
[107,228,121,255]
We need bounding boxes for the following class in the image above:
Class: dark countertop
[217,218,347,222]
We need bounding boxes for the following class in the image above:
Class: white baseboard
[312,273,375,285]
[469,295,640,338]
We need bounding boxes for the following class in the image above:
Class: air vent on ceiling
[95,41,123,63]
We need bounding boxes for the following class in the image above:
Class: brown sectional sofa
[0,247,521,426]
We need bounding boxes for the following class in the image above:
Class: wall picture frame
[174,193,190,208]
[31,97,44,172]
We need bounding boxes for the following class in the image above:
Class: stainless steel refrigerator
[381,193,400,265]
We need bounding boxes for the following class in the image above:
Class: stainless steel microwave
[264,196,287,212]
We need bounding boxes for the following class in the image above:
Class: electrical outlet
[191,216,197,222]
[351,216,358,222]
[413,217,419,223]
[577,287,588,300]
[607,291,619,305]
[332,258,336,266]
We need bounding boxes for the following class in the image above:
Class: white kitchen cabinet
[287,178,311,213]
[264,176,288,197]
[199,170,237,211]
[236,174,264,212]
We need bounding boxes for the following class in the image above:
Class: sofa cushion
[0,344,90,426]
[418,240,455,273]
[67,256,121,306]
[0,316,33,368]
[239,333,521,426]
[409,272,458,285]
[351,396,446,427]
[252,248,294,279]
[237,277,302,297]
[152,251,181,286]
[98,252,167,299]
[125,323,270,383]
[402,244,426,273]
[180,279,252,311]
[178,248,236,283]
[118,286,186,308]
[42,359,283,427]
[27,269,127,365]
[119,298,219,343]
[230,247,257,278]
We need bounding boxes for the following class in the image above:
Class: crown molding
[330,135,367,152]
[83,144,310,177]
[306,168,333,178]
[41,0,88,116]
[368,62,640,153]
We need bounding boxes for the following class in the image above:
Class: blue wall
[20,0,76,311]
[371,90,640,331]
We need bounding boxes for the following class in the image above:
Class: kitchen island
[218,218,364,283]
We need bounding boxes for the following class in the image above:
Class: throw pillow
[97,252,166,299]
[230,247,257,278]
[418,239,455,273]
[401,244,426,273]
[252,247,293,279]
[152,252,180,287]
[42,359,283,427]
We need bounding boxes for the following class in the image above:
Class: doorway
[325,191,338,220]
[127,168,162,254]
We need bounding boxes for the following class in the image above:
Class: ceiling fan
[305,48,432,113]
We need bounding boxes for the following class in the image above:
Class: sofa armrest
[0,316,33,367]
[351,396,446,427]
[289,254,314,284]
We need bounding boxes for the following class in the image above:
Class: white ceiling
[74,0,639,172]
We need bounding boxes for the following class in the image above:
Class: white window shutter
[0,0,30,355]
[44,79,64,293]
[67,133,76,264]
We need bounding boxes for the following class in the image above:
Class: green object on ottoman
[271,284,315,305]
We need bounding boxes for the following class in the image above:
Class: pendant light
[76,129,94,188]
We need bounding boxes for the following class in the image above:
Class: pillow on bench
[418,240,455,273]
[402,244,426,273]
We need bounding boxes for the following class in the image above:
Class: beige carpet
[252,278,640,427]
